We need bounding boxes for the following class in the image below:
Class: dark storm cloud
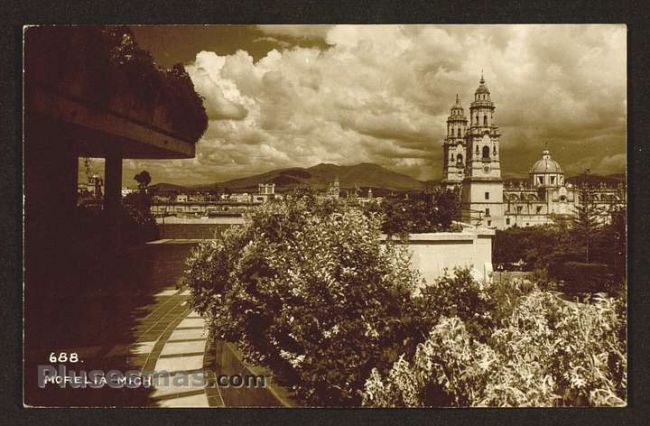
[125,25,625,186]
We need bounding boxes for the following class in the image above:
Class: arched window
[482,146,490,159]
[475,145,479,155]
[456,153,463,164]
[476,115,479,124]
[483,115,488,126]
[493,145,497,156]
[457,128,461,137]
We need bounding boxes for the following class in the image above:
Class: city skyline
[111,25,625,186]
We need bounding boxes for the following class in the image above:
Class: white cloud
[130,25,626,185]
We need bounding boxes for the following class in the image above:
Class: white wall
[381,228,494,286]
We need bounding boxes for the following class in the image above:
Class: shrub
[362,290,626,407]
[549,261,614,294]
[121,190,158,244]
[185,195,425,405]
[416,268,495,341]
[373,190,461,235]
[362,317,497,407]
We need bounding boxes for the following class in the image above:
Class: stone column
[104,154,123,216]
[104,154,123,251]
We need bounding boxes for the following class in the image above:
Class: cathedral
[441,75,626,230]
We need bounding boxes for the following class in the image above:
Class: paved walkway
[27,240,293,407]
[138,288,218,407]
[48,286,219,407]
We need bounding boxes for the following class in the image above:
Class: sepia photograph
[23,24,627,408]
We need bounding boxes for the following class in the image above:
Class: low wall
[149,222,495,285]
[155,216,244,239]
[381,228,495,285]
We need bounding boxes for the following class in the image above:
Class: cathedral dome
[530,150,563,174]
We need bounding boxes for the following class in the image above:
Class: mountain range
[150,163,625,194]
[152,163,427,194]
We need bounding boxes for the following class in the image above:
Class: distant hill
[151,169,626,195]
[180,163,426,193]
[149,182,192,193]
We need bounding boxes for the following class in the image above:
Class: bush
[416,268,495,341]
[121,190,159,245]
[494,225,568,270]
[549,261,614,295]
[372,190,461,235]
[362,290,626,407]
[185,195,426,405]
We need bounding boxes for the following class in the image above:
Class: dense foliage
[494,195,626,295]
[362,278,626,407]
[186,190,626,407]
[185,194,429,405]
[365,189,462,235]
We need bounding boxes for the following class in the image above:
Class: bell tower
[460,73,505,228]
[442,94,468,189]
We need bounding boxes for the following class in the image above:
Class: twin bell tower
[442,73,504,228]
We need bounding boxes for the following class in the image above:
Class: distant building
[188,194,206,203]
[327,177,340,199]
[258,183,275,195]
[255,183,276,203]
[121,188,135,198]
[150,188,275,218]
[502,150,625,228]
[442,75,626,229]
[84,174,104,198]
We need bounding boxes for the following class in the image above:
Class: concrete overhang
[27,83,196,159]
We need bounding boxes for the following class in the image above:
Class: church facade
[442,76,626,230]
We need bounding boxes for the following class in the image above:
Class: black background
[1,0,649,424]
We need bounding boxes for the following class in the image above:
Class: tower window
[485,192,490,200]
[493,146,497,156]
[456,154,463,164]
[485,208,490,217]
[487,220,492,227]
[482,146,490,159]
[550,176,556,184]
[506,218,511,225]
[476,145,479,155]
[457,128,461,137]
[484,115,488,126]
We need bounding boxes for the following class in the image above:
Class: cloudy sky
[114,24,626,186]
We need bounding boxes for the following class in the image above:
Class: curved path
[39,239,293,407]
[132,286,290,407]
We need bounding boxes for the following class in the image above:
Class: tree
[373,190,461,235]
[572,184,604,263]
[185,193,425,405]
[134,170,152,190]
[122,170,157,243]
